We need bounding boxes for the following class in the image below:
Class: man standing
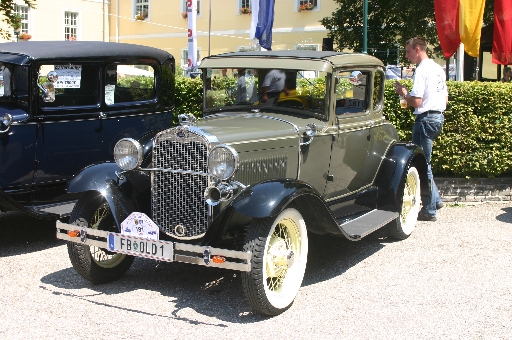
[395,36,448,222]
[260,69,289,105]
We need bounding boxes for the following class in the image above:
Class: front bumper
[56,221,252,272]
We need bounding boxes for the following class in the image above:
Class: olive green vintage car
[57,51,429,316]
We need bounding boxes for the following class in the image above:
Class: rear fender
[375,142,429,210]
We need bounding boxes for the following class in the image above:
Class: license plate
[108,233,174,262]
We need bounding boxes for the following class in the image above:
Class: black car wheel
[67,192,134,284]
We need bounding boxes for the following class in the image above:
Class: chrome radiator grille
[152,128,210,239]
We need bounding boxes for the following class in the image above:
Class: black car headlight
[208,144,239,180]
[114,138,143,171]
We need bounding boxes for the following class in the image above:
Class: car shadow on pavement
[0,212,62,257]
[39,227,394,323]
[496,207,512,223]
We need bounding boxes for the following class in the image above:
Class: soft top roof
[200,50,384,71]
[0,41,173,65]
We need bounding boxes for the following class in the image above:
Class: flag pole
[208,0,211,56]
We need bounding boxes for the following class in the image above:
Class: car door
[33,62,104,187]
[324,69,376,200]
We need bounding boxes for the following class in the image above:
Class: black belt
[422,110,442,114]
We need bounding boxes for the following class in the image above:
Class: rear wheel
[388,166,421,240]
[242,208,308,316]
[67,192,134,284]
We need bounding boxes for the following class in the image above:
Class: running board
[28,200,77,218]
[338,209,398,240]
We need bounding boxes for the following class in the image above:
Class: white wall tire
[388,166,421,240]
[242,207,308,316]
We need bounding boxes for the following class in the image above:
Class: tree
[320,0,495,65]
[1,0,36,40]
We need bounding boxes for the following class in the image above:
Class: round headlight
[208,145,238,180]
[114,138,143,171]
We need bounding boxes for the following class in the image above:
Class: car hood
[195,112,323,152]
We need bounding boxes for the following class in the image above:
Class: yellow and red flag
[435,0,486,58]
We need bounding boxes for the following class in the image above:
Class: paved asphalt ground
[1,202,511,339]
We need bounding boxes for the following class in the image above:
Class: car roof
[200,50,384,71]
[0,41,173,65]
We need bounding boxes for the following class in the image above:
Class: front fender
[375,142,428,210]
[231,179,319,218]
[202,179,344,245]
[68,163,151,228]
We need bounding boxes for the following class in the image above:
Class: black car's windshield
[204,68,327,117]
[0,62,29,106]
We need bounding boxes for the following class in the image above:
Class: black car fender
[201,179,343,245]
[374,142,429,211]
[67,162,151,228]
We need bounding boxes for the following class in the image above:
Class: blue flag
[255,0,275,50]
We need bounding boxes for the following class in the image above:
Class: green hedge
[385,80,512,178]
[174,75,512,178]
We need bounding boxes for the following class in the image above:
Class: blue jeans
[412,112,444,217]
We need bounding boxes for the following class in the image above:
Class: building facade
[109,0,336,67]
[0,0,108,43]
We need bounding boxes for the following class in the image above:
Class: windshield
[204,68,327,117]
[0,63,29,106]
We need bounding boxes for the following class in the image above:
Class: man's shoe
[436,202,444,210]
[418,210,437,222]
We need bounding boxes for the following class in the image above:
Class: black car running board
[337,209,398,240]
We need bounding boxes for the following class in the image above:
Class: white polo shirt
[409,59,448,114]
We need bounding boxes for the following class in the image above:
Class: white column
[456,43,464,81]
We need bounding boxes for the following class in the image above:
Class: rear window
[104,64,156,105]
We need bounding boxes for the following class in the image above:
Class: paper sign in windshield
[54,65,82,88]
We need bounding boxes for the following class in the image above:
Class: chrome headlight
[1,113,13,133]
[114,138,143,171]
[208,144,239,180]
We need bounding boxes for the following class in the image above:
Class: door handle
[366,120,375,127]
[99,112,107,119]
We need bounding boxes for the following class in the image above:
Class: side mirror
[38,71,58,103]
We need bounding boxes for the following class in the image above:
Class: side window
[64,12,78,41]
[104,64,155,105]
[39,64,99,108]
[334,70,368,115]
[373,70,384,111]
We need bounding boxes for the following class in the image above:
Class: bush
[174,75,512,178]
[385,80,512,178]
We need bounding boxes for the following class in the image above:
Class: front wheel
[67,192,134,284]
[388,166,421,240]
[242,207,308,316]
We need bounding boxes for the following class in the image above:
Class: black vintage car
[0,41,174,219]
[58,51,429,316]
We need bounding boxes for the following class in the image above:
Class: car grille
[152,128,210,239]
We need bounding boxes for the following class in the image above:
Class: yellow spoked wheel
[242,208,308,316]
[67,192,134,283]
[389,166,421,240]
